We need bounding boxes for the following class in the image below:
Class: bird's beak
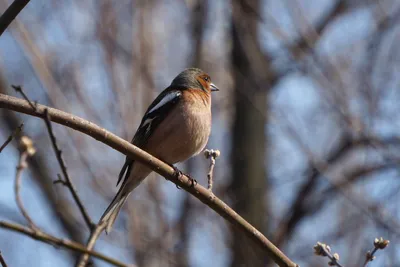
[210,83,219,92]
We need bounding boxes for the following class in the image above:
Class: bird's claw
[171,165,197,189]
[190,178,198,188]
[186,174,198,188]
[171,165,183,189]
[172,165,183,178]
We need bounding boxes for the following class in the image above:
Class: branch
[313,242,343,267]
[363,237,390,266]
[11,85,35,110]
[0,220,128,267]
[0,0,30,36]
[76,222,107,267]
[0,93,298,267]
[43,109,95,231]
[15,136,38,230]
[13,85,95,231]
[204,149,220,191]
[0,251,7,267]
[0,122,23,153]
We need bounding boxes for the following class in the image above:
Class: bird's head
[170,68,219,93]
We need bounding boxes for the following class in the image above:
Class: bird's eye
[203,76,210,82]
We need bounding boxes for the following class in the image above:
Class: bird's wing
[116,88,182,186]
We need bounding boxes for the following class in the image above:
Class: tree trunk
[230,0,272,266]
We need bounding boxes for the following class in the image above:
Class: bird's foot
[187,174,198,188]
[171,165,183,189]
[170,165,197,189]
[171,165,183,178]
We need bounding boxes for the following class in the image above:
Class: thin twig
[43,108,95,231]
[0,251,7,267]
[12,85,36,110]
[0,93,298,267]
[0,122,23,153]
[0,0,30,36]
[313,242,343,267]
[363,237,390,266]
[53,173,68,186]
[15,136,38,230]
[204,149,220,191]
[76,222,107,267]
[0,220,128,267]
[13,85,94,230]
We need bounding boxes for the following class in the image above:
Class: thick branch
[0,220,127,267]
[0,93,298,267]
[0,0,30,36]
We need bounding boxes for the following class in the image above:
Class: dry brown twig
[3,94,128,266]
[363,237,390,266]
[7,135,124,266]
[15,136,38,231]
[11,85,36,110]
[204,149,220,191]
[43,108,95,231]
[10,87,101,265]
[0,251,7,267]
[0,220,128,267]
[12,85,94,231]
[0,122,23,153]
[0,93,299,267]
[313,242,343,267]
[314,238,390,267]
[76,222,107,267]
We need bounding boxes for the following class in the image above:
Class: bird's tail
[99,186,130,234]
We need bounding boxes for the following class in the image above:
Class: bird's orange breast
[143,89,212,164]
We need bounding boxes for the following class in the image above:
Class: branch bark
[0,93,298,267]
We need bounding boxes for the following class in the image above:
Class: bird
[99,68,219,233]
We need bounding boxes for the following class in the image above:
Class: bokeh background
[0,0,400,266]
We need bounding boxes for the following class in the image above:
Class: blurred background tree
[0,0,400,266]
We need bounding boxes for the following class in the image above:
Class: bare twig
[363,237,390,266]
[15,136,38,230]
[0,0,30,36]
[53,173,68,186]
[0,220,128,267]
[0,122,23,153]
[12,85,94,231]
[204,149,220,191]
[0,251,7,267]
[43,109,95,231]
[313,242,343,267]
[0,93,299,267]
[76,222,107,267]
[12,85,36,110]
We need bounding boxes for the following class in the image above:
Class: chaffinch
[100,68,219,233]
